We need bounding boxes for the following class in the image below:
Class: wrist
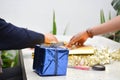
[86,28,93,38]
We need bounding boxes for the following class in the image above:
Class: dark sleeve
[0,18,45,50]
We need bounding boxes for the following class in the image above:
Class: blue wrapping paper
[33,45,69,76]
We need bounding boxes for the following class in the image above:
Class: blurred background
[0,0,116,35]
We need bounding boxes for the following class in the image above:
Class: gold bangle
[86,29,93,38]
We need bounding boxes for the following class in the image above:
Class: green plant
[52,11,57,35]
[100,9,106,24]
[100,9,112,24]
[100,9,113,38]
[1,50,19,68]
[51,11,68,35]
[111,0,120,42]
[63,23,69,35]
[111,0,120,15]
[100,8,120,42]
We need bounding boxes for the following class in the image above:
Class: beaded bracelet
[86,29,93,38]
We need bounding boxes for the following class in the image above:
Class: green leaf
[52,11,57,35]
[117,10,120,15]
[100,9,105,24]
[12,50,19,66]
[109,11,111,20]
[111,0,120,15]
[1,50,19,68]
[63,23,69,35]
[111,0,120,10]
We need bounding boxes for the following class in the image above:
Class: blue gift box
[33,44,69,76]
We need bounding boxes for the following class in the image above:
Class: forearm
[90,15,120,36]
[0,18,45,50]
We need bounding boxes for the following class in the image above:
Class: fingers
[67,31,88,48]
[66,38,83,49]
[67,33,81,48]
[66,41,83,49]
[66,38,76,48]
[44,33,58,44]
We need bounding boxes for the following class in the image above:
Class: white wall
[0,0,116,35]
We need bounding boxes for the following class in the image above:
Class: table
[20,36,120,80]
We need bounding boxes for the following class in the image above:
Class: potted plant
[100,0,120,42]
[51,10,68,35]
[111,0,120,42]
[0,50,22,80]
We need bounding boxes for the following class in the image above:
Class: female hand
[67,31,91,48]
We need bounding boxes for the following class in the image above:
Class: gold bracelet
[86,29,93,38]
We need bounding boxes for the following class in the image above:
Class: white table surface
[21,36,120,80]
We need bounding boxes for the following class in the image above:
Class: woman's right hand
[66,31,91,48]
